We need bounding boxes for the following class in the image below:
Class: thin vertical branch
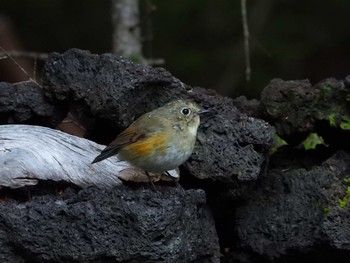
[33,56,37,81]
[241,0,251,82]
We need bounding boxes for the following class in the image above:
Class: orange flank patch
[122,132,168,158]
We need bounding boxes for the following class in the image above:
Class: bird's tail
[91,146,119,164]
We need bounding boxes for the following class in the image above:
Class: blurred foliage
[0,0,350,98]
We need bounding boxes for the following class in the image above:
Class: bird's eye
[181,108,191,116]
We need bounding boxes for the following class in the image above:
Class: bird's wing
[91,114,165,164]
[91,127,146,164]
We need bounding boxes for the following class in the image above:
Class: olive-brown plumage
[92,100,206,173]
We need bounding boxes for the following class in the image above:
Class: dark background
[0,0,349,98]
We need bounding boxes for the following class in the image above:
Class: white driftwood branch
[0,125,125,188]
[0,125,179,189]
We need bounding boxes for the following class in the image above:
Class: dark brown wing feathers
[91,128,146,164]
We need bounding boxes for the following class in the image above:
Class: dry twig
[0,50,48,60]
[241,0,251,82]
[0,46,44,87]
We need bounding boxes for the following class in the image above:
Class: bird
[91,99,207,187]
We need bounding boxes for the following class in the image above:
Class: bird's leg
[165,171,181,188]
[145,171,157,192]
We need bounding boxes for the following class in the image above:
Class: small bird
[91,99,207,186]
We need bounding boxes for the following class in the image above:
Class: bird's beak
[198,107,209,114]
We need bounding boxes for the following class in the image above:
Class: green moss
[344,178,350,183]
[340,115,350,130]
[328,113,337,127]
[338,180,350,208]
[302,133,325,150]
[269,134,288,155]
[327,114,350,130]
[338,199,348,208]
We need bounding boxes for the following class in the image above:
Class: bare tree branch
[241,0,251,82]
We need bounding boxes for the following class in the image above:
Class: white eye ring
[181,108,191,116]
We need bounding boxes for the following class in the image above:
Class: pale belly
[118,142,195,173]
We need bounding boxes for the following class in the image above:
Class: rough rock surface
[188,88,275,184]
[231,96,261,119]
[42,49,189,128]
[321,151,350,251]
[231,151,350,262]
[0,81,62,126]
[0,187,220,263]
[260,77,350,135]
